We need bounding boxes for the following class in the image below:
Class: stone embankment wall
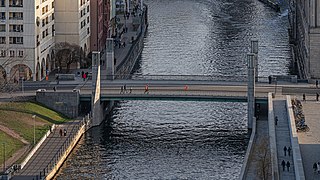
[36,91,79,118]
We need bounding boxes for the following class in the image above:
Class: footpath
[11,120,84,180]
[273,96,295,179]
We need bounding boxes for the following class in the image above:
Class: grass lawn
[0,132,24,163]
[0,101,70,165]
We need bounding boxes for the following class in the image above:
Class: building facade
[90,0,110,53]
[0,0,55,81]
[55,0,90,64]
[289,0,320,79]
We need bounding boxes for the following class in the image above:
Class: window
[52,1,54,8]
[1,0,5,7]
[52,13,54,20]
[42,19,45,27]
[9,37,23,44]
[0,37,5,44]
[45,16,48,24]
[9,12,23,20]
[0,12,5,20]
[0,25,5,32]
[9,0,23,7]
[0,50,6,57]
[42,7,45,15]
[9,50,14,57]
[9,24,23,32]
[87,27,90,34]
[87,6,89,13]
[87,16,89,24]
[42,31,45,38]
[18,50,23,57]
[52,25,55,36]
[45,28,48,36]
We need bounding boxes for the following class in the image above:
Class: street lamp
[32,115,36,145]
[273,77,277,95]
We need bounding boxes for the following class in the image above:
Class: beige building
[0,0,55,81]
[55,0,90,64]
[289,0,320,79]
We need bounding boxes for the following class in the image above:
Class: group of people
[281,146,292,172]
[313,162,320,174]
[302,93,320,101]
[59,129,67,137]
[120,84,132,94]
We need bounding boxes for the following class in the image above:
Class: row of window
[0,24,23,32]
[42,14,54,27]
[80,0,90,6]
[0,36,23,44]
[80,6,90,17]
[80,17,90,29]
[0,49,24,58]
[0,0,23,7]
[0,12,23,20]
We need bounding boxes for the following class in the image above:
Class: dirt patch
[0,125,29,144]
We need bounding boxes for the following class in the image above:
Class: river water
[56,0,291,179]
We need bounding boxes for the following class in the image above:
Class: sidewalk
[296,99,320,180]
[274,96,295,179]
[11,120,83,180]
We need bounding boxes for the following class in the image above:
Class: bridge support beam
[92,51,103,127]
[247,53,256,130]
[106,38,115,80]
[250,39,258,82]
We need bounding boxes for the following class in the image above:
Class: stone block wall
[36,91,79,118]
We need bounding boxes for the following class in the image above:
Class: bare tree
[0,47,28,93]
[256,137,271,180]
[54,42,88,73]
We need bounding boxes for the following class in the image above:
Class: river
[56,0,291,179]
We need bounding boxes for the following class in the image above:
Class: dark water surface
[56,0,291,179]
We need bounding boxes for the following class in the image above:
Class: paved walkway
[274,96,295,179]
[11,120,82,180]
[297,98,320,180]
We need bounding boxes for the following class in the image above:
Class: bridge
[77,79,277,103]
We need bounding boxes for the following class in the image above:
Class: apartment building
[0,0,55,81]
[289,0,320,78]
[55,0,90,66]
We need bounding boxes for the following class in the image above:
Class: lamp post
[2,143,5,173]
[274,77,277,95]
[32,115,36,145]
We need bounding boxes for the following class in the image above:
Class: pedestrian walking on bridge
[281,160,286,171]
[288,146,291,156]
[286,161,290,171]
[316,93,319,101]
[275,116,278,126]
[316,80,318,88]
[283,146,287,156]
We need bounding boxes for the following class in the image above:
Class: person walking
[313,162,317,172]
[56,75,59,85]
[281,160,286,171]
[64,129,67,136]
[303,93,306,102]
[283,146,287,156]
[287,146,292,156]
[316,80,318,88]
[59,129,62,137]
[275,116,278,125]
[120,86,123,94]
[53,86,57,92]
[124,84,127,93]
[316,93,319,101]
[286,161,290,171]
[144,84,149,94]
